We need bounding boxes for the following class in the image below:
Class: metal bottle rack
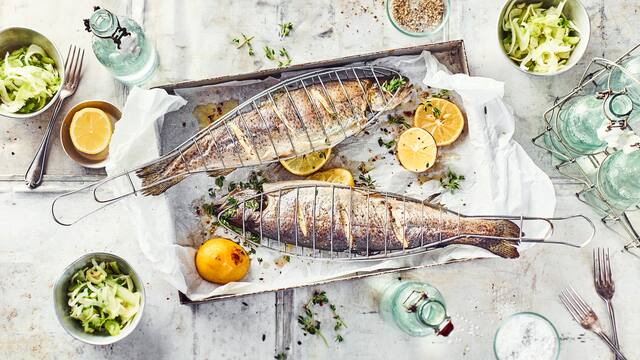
[532,43,640,256]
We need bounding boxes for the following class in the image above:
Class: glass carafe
[84,7,158,86]
[379,280,453,337]
[597,149,640,212]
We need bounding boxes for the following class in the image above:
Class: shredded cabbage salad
[67,259,141,336]
[0,44,61,113]
[502,0,581,73]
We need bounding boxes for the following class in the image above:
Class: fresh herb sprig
[381,77,406,93]
[432,89,450,99]
[356,174,376,189]
[297,291,346,346]
[278,48,292,68]
[422,100,441,118]
[378,137,396,149]
[387,114,411,129]
[232,33,255,56]
[264,46,276,60]
[279,22,294,37]
[440,169,465,193]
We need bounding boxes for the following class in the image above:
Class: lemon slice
[306,168,355,187]
[280,148,331,176]
[396,128,437,172]
[414,98,464,146]
[69,108,113,155]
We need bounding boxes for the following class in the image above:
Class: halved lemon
[280,148,331,176]
[69,108,113,155]
[396,127,437,172]
[414,98,464,146]
[306,168,355,187]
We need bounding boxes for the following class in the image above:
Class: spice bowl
[53,252,145,345]
[386,0,451,37]
[59,100,121,169]
[497,0,590,76]
[493,312,560,360]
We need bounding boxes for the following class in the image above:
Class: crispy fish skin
[220,181,521,259]
[137,80,411,195]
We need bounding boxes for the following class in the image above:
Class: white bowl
[53,253,145,345]
[497,0,590,76]
[0,27,64,118]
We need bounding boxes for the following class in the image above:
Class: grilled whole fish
[216,181,522,259]
[137,78,411,195]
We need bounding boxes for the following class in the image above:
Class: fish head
[368,82,412,112]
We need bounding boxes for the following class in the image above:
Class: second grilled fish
[137,78,411,195]
[215,181,522,259]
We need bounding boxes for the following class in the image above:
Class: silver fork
[25,45,84,188]
[594,248,621,360]
[560,287,628,360]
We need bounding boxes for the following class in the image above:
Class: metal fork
[594,248,621,359]
[560,287,628,360]
[25,45,84,188]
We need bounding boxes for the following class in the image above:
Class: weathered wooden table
[1,1,639,359]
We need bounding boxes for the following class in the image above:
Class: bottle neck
[89,9,118,38]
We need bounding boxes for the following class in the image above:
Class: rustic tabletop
[1,0,640,359]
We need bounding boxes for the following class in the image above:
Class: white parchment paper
[108,52,556,301]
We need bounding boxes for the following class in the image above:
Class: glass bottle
[597,149,640,212]
[84,7,158,86]
[604,55,640,107]
[554,95,608,156]
[379,280,453,337]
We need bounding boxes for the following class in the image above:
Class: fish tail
[454,219,521,259]
[136,153,184,196]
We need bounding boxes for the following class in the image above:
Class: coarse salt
[494,313,558,360]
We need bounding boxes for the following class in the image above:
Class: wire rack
[217,183,595,261]
[51,65,405,226]
[532,43,640,256]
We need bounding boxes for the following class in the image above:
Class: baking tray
[155,39,470,304]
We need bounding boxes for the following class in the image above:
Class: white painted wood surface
[1,1,640,359]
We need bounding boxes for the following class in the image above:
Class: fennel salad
[502,0,581,73]
[67,259,141,336]
[0,44,61,113]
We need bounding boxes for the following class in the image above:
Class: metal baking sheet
[155,40,470,304]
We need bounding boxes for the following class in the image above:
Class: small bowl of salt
[493,312,560,360]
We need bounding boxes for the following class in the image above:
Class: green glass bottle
[597,149,640,212]
[84,7,158,86]
[605,55,640,107]
[379,280,453,337]
[554,95,608,156]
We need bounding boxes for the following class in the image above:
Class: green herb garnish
[274,353,287,360]
[356,174,376,189]
[297,291,346,347]
[232,33,255,56]
[440,169,465,193]
[381,77,406,93]
[278,48,292,68]
[279,22,294,37]
[378,137,396,149]
[432,89,450,99]
[264,46,276,60]
[387,114,411,129]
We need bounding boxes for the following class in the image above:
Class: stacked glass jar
[545,57,640,215]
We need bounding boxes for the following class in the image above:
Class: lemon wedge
[414,98,464,146]
[396,127,437,172]
[280,148,331,176]
[69,107,113,155]
[306,168,355,187]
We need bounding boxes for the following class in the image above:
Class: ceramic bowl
[59,100,121,169]
[386,0,451,37]
[53,252,145,345]
[0,27,64,118]
[497,0,590,76]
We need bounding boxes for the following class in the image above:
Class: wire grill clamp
[51,66,404,226]
[216,183,595,261]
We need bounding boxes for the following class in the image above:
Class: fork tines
[593,248,614,292]
[559,286,597,326]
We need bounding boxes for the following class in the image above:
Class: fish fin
[452,237,520,259]
[135,152,185,196]
[369,84,412,112]
[453,219,521,258]
[206,168,235,178]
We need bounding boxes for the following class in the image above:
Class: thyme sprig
[279,22,293,37]
[387,114,411,129]
[232,33,255,56]
[381,77,406,93]
[297,291,346,346]
[356,174,376,189]
[440,169,465,193]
